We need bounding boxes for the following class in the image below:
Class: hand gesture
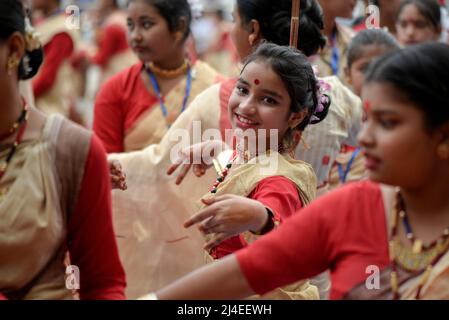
[167,140,226,185]
[184,195,269,251]
[109,159,127,190]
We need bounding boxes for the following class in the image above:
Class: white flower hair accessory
[310,65,331,124]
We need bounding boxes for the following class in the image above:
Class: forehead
[398,4,429,21]
[127,1,160,18]
[241,61,287,90]
[361,82,424,116]
[352,45,392,64]
[362,82,398,104]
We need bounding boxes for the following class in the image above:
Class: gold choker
[146,60,190,78]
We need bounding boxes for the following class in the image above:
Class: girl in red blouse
[165,43,331,299]
[151,42,449,300]
[93,0,221,153]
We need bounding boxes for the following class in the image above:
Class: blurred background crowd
[28,0,449,129]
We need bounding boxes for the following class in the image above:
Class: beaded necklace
[146,59,190,78]
[210,152,237,194]
[209,145,286,194]
[0,100,29,181]
[0,100,28,141]
[390,189,449,299]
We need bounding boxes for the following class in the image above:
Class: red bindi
[254,79,260,85]
[363,100,371,113]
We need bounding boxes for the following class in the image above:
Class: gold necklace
[145,59,190,78]
[390,189,449,299]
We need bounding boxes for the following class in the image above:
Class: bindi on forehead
[254,79,260,85]
[363,100,371,113]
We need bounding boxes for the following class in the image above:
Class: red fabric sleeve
[211,176,302,259]
[67,135,126,300]
[236,181,390,299]
[91,24,129,67]
[32,33,74,98]
[249,176,303,223]
[93,76,125,153]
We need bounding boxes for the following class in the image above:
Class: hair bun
[309,92,331,125]
[19,47,44,80]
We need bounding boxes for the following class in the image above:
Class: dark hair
[236,0,326,57]
[347,29,400,68]
[128,0,192,41]
[242,43,331,141]
[365,42,449,131]
[396,0,441,29]
[0,0,43,80]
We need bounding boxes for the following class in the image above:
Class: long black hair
[236,0,327,57]
[0,0,43,80]
[365,42,449,131]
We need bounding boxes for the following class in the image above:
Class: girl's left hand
[110,159,127,190]
[184,195,270,251]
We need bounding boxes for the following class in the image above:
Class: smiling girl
[109,0,362,299]
[166,42,330,299]
[150,42,449,300]
[93,0,221,153]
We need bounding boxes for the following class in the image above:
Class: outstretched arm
[154,255,254,300]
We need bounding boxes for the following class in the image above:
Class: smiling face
[358,82,442,188]
[126,1,181,64]
[396,3,441,46]
[228,60,305,151]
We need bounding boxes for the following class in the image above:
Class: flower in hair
[310,66,331,123]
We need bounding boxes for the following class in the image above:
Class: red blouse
[67,135,126,299]
[32,33,74,99]
[93,62,158,153]
[91,24,130,68]
[211,176,303,259]
[236,181,390,300]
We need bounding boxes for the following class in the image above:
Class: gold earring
[7,56,20,75]
[248,35,256,46]
[175,31,183,42]
[437,144,449,159]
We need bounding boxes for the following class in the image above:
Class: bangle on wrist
[250,208,275,235]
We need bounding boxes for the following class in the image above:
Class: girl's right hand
[167,140,226,185]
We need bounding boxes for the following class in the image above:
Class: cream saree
[109,74,361,298]
[110,83,224,299]
[34,15,81,117]
[199,150,319,300]
[123,61,221,151]
[0,114,91,299]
